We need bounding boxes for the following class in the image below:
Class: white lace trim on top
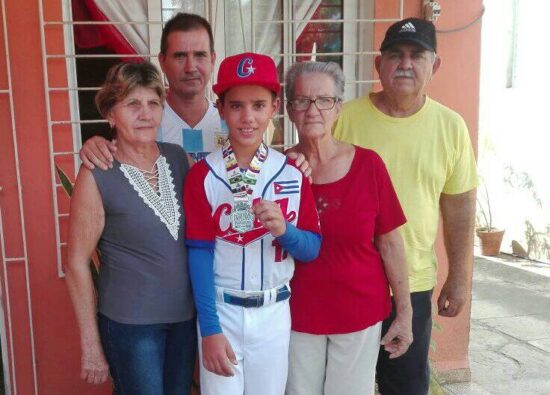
[120,155,181,240]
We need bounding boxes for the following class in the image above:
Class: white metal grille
[40,0,404,275]
[1,0,39,393]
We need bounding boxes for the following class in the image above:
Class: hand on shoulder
[286,150,312,182]
[80,136,117,171]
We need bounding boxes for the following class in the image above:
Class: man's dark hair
[160,13,214,55]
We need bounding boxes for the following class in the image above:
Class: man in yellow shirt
[334,18,477,395]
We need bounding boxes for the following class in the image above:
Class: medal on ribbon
[223,140,267,234]
[231,199,255,234]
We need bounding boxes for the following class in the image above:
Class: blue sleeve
[187,245,222,337]
[276,222,321,262]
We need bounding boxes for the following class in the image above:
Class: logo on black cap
[380,17,437,53]
[399,22,417,33]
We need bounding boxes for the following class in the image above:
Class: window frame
[49,0,403,275]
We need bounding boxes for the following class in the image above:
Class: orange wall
[0,3,33,393]
[0,0,108,393]
[432,0,482,374]
[374,0,482,374]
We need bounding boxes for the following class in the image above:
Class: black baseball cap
[380,17,437,52]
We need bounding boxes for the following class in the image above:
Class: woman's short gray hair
[285,61,345,100]
[95,62,165,118]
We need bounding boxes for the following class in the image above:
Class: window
[43,0,403,273]
[296,0,343,65]
[69,0,376,148]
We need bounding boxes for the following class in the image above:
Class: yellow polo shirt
[333,94,478,292]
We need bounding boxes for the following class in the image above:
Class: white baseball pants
[199,299,291,395]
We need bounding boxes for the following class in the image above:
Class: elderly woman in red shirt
[285,61,413,395]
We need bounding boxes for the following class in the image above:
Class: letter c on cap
[237,57,254,78]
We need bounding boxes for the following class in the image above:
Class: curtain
[73,0,321,59]
[222,0,321,58]
[93,0,149,54]
[72,0,148,56]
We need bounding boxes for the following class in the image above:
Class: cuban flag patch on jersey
[274,180,299,195]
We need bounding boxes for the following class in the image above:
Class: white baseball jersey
[185,146,319,395]
[159,101,228,162]
[185,147,320,292]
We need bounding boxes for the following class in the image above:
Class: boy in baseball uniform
[184,52,321,395]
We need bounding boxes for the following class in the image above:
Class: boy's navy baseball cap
[380,17,437,52]
[213,52,280,96]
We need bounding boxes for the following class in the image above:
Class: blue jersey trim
[241,247,245,290]
[260,238,264,290]
[205,161,232,192]
[262,157,288,198]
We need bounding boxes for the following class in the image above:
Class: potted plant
[476,181,505,256]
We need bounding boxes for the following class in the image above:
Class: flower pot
[476,229,505,256]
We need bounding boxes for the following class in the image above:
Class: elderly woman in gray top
[65,62,196,394]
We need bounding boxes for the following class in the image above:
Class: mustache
[394,70,414,78]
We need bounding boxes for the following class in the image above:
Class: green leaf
[55,165,74,197]
[429,367,447,395]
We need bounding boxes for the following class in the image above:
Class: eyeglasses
[288,96,341,111]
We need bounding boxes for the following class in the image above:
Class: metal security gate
[38,0,404,277]
[0,0,38,393]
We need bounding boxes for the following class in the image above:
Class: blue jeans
[376,290,433,395]
[98,314,197,395]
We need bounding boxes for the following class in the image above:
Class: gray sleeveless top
[92,143,194,324]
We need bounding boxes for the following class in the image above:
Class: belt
[218,285,291,308]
